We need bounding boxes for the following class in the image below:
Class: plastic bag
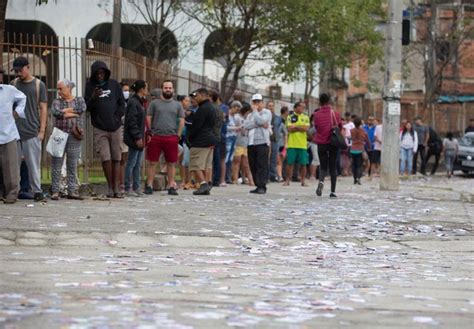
[46,127,69,157]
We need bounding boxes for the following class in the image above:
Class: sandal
[67,194,84,200]
[51,193,60,201]
[113,192,124,199]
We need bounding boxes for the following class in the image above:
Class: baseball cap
[190,88,208,97]
[251,93,263,102]
[11,56,29,71]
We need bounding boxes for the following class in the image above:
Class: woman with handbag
[50,79,86,200]
[313,93,343,198]
[123,80,148,197]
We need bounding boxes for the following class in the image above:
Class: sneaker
[219,182,227,187]
[144,186,153,195]
[168,187,178,196]
[329,193,337,198]
[134,190,145,197]
[126,190,139,197]
[316,182,324,196]
[193,183,210,195]
[34,192,45,202]
[250,187,266,194]
[18,191,34,200]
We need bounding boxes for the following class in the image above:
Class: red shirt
[313,105,342,145]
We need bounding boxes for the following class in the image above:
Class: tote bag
[46,127,69,157]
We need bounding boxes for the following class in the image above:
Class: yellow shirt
[286,113,310,149]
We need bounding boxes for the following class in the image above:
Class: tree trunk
[304,63,314,102]
[220,64,233,101]
[222,63,244,104]
[0,0,8,70]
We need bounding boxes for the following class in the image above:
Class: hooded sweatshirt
[84,61,125,132]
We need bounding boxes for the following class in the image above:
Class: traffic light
[402,19,410,45]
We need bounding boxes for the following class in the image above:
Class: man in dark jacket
[425,126,443,175]
[84,61,126,198]
[188,88,217,195]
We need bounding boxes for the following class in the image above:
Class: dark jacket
[188,99,217,147]
[84,61,125,132]
[124,94,146,150]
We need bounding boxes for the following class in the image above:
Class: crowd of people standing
[0,57,469,205]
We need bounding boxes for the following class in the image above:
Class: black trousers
[248,144,269,190]
[317,144,338,193]
[413,144,426,174]
[351,153,363,181]
[425,149,441,175]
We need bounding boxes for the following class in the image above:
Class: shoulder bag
[330,110,347,149]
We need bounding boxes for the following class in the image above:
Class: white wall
[6,0,315,98]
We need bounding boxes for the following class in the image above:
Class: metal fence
[1,33,317,182]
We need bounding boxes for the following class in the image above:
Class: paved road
[0,175,473,328]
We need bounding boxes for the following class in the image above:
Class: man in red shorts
[144,80,184,195]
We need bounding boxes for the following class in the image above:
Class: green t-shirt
[286,113,310,149]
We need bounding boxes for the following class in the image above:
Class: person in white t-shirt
[372,119,383,176]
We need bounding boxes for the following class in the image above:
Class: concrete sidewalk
[0,174,472,328]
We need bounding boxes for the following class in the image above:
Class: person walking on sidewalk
[11,56,48,202]
[283,101,310,187]
[188,88,217,195]
[244,94,272,194]
[84,61,126,198]
[0,70,26,204]
[144,80,184,196]
[350,117,371,185]
[123,80,148,197]
[313,93,342,198]
[50,79,85,200]
[426,126,443,175]
[443,132,458,178]
[400,122,418,176]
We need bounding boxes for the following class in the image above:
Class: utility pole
[380,0,403,191]
[111,0,122,49]
[111,0,122,80]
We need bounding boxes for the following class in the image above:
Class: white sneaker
[134,190,145,197]
[126,190,139,197]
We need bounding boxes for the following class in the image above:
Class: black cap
[190,88,208,97]
[11,56,29,71]
[131,80,146,92]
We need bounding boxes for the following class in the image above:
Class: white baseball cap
[251,93,263,102]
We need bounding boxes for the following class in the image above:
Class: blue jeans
[125,148,143,191]
[400,147,414,174]
[225,136,237,182]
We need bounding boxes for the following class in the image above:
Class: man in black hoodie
[84,61,126,198]
[188,88,217,195]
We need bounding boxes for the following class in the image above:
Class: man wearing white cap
[243,93,272,194]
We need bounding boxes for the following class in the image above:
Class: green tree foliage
[269,0,384,98]
[181,0,277,102]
